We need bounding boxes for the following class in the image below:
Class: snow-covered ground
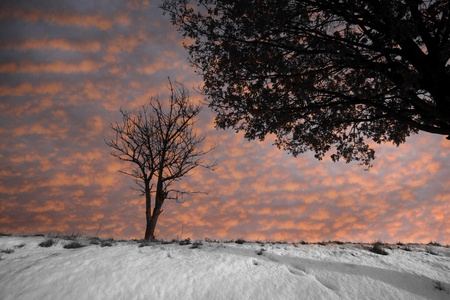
[0,236,449,300]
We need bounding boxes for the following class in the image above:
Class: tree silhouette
[106,80,216,241]
[162,0,450,167]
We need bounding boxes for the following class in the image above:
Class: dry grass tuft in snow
[368,240,389,255]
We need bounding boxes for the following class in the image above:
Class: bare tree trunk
[145,207,163,241]
[144,178,165,241]
[144,219,152,241]
[144,213,154,241]
[144,181,153,241]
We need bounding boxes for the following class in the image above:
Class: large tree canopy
[163,0,450,167]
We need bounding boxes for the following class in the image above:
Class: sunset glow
[0,0,449,243]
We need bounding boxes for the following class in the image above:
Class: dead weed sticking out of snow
[428,241,441,246]
[138,240,152,248]
[0,231,12,237]
[401,245,412,251]
[54,232,83,241]
[39,239,55,248]
[369,241,389,255]
[100,240,114,247]
[90,238,115,247]
[63,241,85,249]
[190,241,203,249]
[433,280,449,293]
[179,238,191,246]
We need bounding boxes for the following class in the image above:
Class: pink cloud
[0,61,104,74]
[0,6,129,30]
[1,38,101,53]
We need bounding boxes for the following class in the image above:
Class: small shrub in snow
[428,241,441,247]
[91,238,114,247]
[369,241,388,255]
[205,237,223,244]
[179,238,191,246]
[401,245,412,252]
[138,240,152,247]
[63,241,84,249]
[39,239,55,248]
[1,248,14,254]
[101,240,114,247]
[190,241,202,249]
[58,232,82,241]
[433,280,448,292]
[161,240,176,245]
[89,238,101,245]
[235,239,245,244]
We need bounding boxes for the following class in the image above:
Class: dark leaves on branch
[162,0,450,168]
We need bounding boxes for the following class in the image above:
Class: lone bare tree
[106,80,216,241]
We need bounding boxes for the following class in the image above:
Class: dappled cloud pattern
[0,0,449,243]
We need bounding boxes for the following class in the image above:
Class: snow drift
[1,236,449,299]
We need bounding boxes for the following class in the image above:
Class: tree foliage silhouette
[163,0,450,167]
[106,80,216,241]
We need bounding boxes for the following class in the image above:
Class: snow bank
[0,236,449,299]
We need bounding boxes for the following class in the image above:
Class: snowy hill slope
[0,236,449,300]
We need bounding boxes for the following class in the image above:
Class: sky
[0,0,449,243]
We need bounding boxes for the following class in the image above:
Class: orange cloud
[0,82,63,96]
[0,61,104,74]
[1,97,53,117]
[310,209,330,220]
[26,200,66,213]
[13,122,68,139]
[0,7,129,30]
[1,38,101,53]
[106,35,140,54]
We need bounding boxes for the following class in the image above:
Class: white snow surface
[1,236,449,300]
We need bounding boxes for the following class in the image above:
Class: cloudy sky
[1,0,449,243]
